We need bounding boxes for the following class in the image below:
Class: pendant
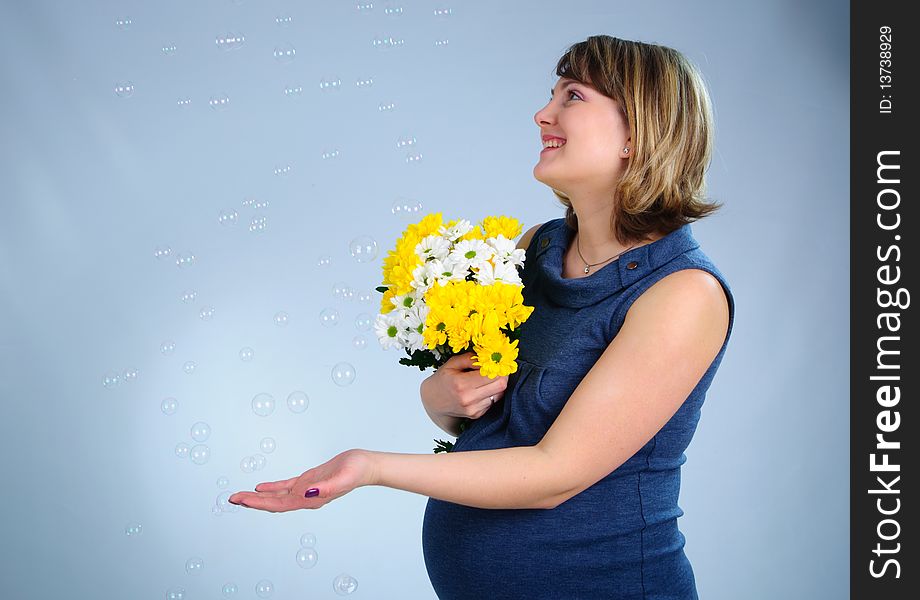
[584,265,590,274]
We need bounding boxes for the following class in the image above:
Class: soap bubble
[352,335,367,350]
[395,135,417,149]
[332,281,350,300]
[273,44,296,63]
[287,391,309,413]
[333,573,358,595]
[103,372,120,387]
[222,582,239,597]
[218,210,239,226]
[240,456,255,473]
[161,397,178,415]
[190,421,211,442]
[123,367,138,382]
[181,290,197,303]
[391,197,423,217]
[166,588,186,600]
[185,557,203,575]
[125,523,143,536]
[332,362,356,386]
[190,445,210,465]
[260,437,276,453]
[255,579,274,598]
[114,82,134,98]
[300,532,317,547]
[239,347,254,361]
[273,311,289,326]
[317,255,332,267]
[217,476,230,488]
[217,491,238,513]
[354,313,373,331]
[296,547,318,569]
[160,340,176,355]
[175,443,190,459]
[349,235,378,263]
[209,94,230,109]
[183,361,196,375]
[252,393,275,417]
[199,306,215,320]
[249,215,267,232]
[251,453,267,471]
[175,252,196,268]
[319,307,340,327]
[154,246,172,260]
[319,77,342,90]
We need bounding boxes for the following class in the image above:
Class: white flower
[411,258,445,293]
[414,234,451,262]
[424,256,468,287]
[374,312,404,350]
[487,234,526,268]
[438,219,473,241]
[389,290,420,312]
[473,259,522,286]
[448,238,495,273]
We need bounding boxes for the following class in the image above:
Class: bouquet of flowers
[374,213,535,453]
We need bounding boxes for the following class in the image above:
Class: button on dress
[422,217,736,599]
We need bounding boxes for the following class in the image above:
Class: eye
[567,90,583,101]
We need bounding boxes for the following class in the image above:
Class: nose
[534,99,555,128]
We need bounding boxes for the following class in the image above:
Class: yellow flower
[481,215,523,241]
[472,332,520,378]
[379,288,398,314]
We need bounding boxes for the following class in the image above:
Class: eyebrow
[550,81,579,97]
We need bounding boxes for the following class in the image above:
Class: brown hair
[550,35,722,243]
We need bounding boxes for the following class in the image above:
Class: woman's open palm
[228,449,375,512]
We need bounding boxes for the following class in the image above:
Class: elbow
[541,491,569,510]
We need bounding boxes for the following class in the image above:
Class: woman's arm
[367,445,559,510]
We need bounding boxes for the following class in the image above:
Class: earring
[624,147,630,153]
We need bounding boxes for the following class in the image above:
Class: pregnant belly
[421,497,649,600]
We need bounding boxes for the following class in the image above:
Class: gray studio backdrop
[0,1,848,598]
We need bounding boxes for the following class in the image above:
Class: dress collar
[532,219,700,308]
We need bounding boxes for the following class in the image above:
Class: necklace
[575,232,639,275]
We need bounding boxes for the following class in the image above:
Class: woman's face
[532,77,631,194]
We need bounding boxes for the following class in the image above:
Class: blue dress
[422,217,736,599]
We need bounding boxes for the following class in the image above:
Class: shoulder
[625,268,730,350]
[516,222,544,251]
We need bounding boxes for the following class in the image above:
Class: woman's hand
[228,449,377,512]
[422,351,510,422]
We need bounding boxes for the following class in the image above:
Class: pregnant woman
[230,34,736,600]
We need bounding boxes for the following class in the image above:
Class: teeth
[543,139,566,148]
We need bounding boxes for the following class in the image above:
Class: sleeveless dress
[421,217,737,600]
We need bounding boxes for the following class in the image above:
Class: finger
[228,490,287,506]
[254,476,299,492]
[472,373,509,394]
[451,351,477,370]
[235,493,302,513]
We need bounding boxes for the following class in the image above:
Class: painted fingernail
[305,488,320,498]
